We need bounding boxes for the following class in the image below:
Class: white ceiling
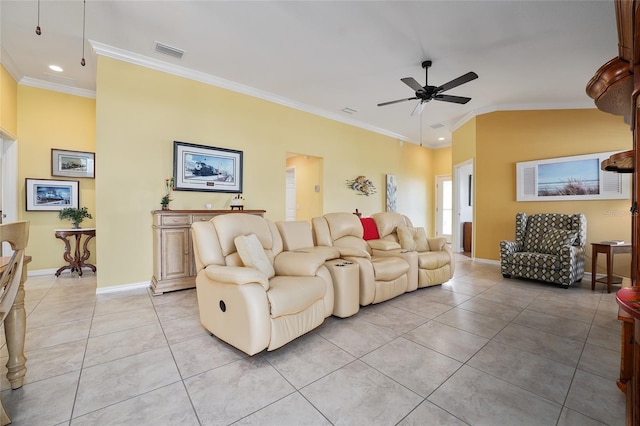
[0,1,619,147]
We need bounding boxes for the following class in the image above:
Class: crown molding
[0,47,22,84]
[19,77,96,99]
[450,101,596,133]
[90,40,412,143]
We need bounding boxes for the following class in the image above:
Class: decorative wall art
[51,149,95,178]
[346,176,376,196]
[516,150,630,201]
[26,178,79,211]
[386,174,397,211]
[173,141,243,193]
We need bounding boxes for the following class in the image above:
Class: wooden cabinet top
[151,210,266,214]
[152,209,266,227]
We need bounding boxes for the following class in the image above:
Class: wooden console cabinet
[151,209,266,295]
[587,2,640,424]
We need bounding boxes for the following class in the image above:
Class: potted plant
[161,177,174,210]
[58,207,93,229]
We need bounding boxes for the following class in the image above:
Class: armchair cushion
[397,226,429,252]
[235,234,275,279]
[538,229,578,255]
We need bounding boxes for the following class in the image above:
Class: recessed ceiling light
[48,65,63,72]
[438,137,445,141]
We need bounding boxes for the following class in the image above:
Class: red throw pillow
[360,217,380,240]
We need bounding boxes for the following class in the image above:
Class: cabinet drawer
[161,215,190,226]
[192,214,216,223]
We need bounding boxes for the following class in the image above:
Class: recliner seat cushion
[371,257,410,281]
[418,251,451,269]
[267,276,325,318]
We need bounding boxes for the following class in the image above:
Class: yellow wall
[452,117,476,166]
[470,109,632,276]
[286,154,323,222]
[95,56,434,288]
[17,86,96,270]
[0,65,18,138]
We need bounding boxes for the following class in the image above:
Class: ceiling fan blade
[401,77,425,93]
[434,94,472,104]
[377,97,418,107]
[436,72,478,93]
[411,101,426,116]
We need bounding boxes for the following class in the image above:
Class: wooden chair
[0,221,29,425]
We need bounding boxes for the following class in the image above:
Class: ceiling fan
[378,61,479,116]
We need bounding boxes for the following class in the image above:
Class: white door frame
[453,159,474,254]
[285,167,296,221]
[435,174,452,242]
[1,134,18,256]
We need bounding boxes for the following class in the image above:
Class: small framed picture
[25,178,79,211]
[173,141,243,193]
[51,149,95,179]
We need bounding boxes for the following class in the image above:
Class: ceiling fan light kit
[378,60,478,114]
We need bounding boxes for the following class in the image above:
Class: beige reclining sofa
[276,220,360,318]
[191,213,334,355]
[312,212,410,306]
[370,212,454,288]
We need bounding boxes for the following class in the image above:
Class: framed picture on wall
[51,149,95,178]
[25,178,79,211]
[516,150,631,201]
[173,141,243,193]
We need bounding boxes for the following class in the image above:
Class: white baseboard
[27,268,59,277]
[95,281,151,295]
[470,257,500,266]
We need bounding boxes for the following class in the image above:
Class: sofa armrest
[202,265,269,290]
[368,239,402,251]
[500,240,522,255]
[427,237,447,251]
[274,251,326,276]
[335,247,371,259]
[558,245,584,261]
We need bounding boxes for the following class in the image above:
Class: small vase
[72,222,81,229]
[161,204,169,211]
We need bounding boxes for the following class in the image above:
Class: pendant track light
[80,0,86,66]
[35,0,41,35]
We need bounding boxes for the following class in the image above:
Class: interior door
[436,175,452,243]
[285,167,296,221]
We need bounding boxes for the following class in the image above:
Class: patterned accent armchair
[500,212,587,287]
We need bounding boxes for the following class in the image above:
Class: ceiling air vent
[154,42,184,59]
[430,123,445,129]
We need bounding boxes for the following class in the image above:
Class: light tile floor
[0,255,626,425]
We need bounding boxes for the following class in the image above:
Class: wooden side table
[591,242,632,293]
[54,228,96,277]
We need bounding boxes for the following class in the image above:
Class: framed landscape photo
[173,141,243,193]
[516,150,631,201]
[26,178,79,211]
[51,149,95,178]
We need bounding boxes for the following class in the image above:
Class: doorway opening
[285,153,323,222]
[453,160,474,256]
[435,175,452,243]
